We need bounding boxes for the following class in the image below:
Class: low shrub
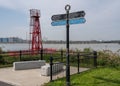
[0,48,120,68]
[0,55,5,64]
[97,50,120,67]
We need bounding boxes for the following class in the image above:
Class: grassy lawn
[43,67,120,86]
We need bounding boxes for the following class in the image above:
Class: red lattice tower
[30,9,43,53]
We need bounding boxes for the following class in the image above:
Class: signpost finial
[65,5,71,11]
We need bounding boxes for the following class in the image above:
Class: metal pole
[65,5,71,86]
[20,50,22,61]
[50,57,53,82]
[41,49,43,60]
[77,53,80,74]
[93,51,97,68]
[61,49,63,62]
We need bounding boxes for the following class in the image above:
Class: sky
[0,0,120,41]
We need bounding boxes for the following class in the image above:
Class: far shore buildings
[0,37,28,43]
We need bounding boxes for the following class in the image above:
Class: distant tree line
[0,37,120,44]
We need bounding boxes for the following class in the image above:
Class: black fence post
[93,51,97,68]
[20,50,22,61]
[50,56,53,82]
[41,49,43,60]
[77,53,80,74]
[61,50,63,62]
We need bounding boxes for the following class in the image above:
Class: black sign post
[51,4,86,86]
[65,5,70,86]
[52,11,85,21]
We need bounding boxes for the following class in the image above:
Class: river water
[0,43,120,53]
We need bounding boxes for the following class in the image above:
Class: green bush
[4,56,19,64]
[83,48,93,53]
[21,55,40,61]
[0,55,5,64]
[0,47,2,53]
[97,50,120,67]
[0,48,120,68]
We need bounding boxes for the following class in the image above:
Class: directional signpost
[51,18,86,26]
[52,11,85,21]
[51,5,86,86]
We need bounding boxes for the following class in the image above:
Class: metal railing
[49,51,97,81]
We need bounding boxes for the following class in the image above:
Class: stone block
[13,60,45,70]
[41,63,63,76]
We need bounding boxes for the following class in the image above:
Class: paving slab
[0,67,49,86]
[0,67,89,86]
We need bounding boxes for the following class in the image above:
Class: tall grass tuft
[97,50,120,67]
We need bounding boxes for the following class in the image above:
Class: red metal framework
[30,9,43,53]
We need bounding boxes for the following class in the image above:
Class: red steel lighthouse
[30,9,43,53]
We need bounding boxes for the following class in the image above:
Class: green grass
[43,67,120,86]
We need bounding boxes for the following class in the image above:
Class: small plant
[83,48,93,53]
[0,55,5,64]
[0,47,2,53]
[97,50,120,67]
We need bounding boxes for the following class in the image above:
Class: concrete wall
[41,63,64,76]
[13,60,45,70]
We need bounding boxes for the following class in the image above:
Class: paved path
[0,67,89,86]
[0,67,49,86]
[52,66,89,80]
